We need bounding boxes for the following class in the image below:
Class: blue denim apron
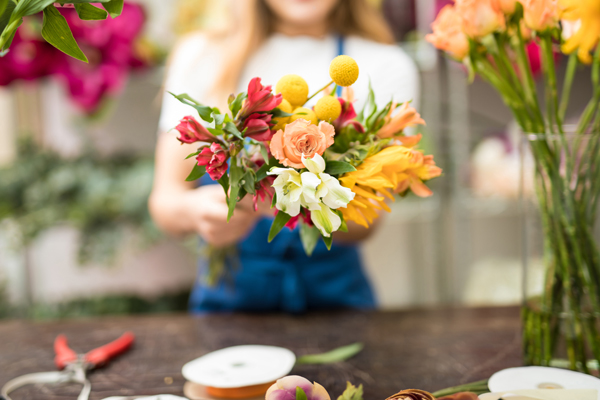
[188,36,376,313]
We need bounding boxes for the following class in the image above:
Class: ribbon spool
[182,345,296,400]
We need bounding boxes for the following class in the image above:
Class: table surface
[0,306,522,400]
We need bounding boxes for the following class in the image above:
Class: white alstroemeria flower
[302,154,355,210]
[310,203,342,237]
[268,167,322,217]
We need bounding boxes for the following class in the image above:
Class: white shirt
[159,33,419,133]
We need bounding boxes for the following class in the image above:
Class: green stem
[559,53,578,122]
[305,80,334,104]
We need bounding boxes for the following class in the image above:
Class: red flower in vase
[196,142,229,181]
[243,113,275,141]
[239,78,282,119]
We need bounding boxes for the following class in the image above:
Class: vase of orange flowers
[428,0,600,373]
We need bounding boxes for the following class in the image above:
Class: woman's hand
[186,185,260,248]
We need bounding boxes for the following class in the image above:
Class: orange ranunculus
[455,0,505,38]
[377,102,425,139]
[426,5,470,61]
[496,0,520,14]
[522,0,558,31]
[269,119,335,169]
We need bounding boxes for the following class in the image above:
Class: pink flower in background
[0,27,57,85]
[51,3,147,113]
[266,376,329,400]
[196,143,229,181]
[176,115,218,144]
[243,113,274,141]
[239,78,282,118]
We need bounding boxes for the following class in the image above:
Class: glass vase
[521,130,600,374]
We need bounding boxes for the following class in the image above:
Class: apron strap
[336,35,345,97]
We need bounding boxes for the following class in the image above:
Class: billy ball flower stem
[305,80,334,105]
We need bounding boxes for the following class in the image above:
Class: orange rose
[426,5,470,61]
[523,0,558,31]
[455,0,505,38]
[269,119,335,168]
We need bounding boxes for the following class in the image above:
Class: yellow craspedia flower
[273,99,292,131]
[290,107,318,125]
[314,96,342,122]
[329,55,359,87]
[276,75,309,107]
[560,0,600,64]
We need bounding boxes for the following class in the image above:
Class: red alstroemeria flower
[196,142,229,181]
[254,176,275,211]
[239,77,282,118]
[334,98,365,133]
[274,209,313,231]
[176,115,218,144]
[243,113,274,141]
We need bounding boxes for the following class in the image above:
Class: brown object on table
[436,392,480,400]
[0,306,521,400]
[206,381,275,398]
[386,388,435,399]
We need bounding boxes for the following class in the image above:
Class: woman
[149,0,419,313]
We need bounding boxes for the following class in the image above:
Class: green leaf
[268,211,292,242]
[229,92,247,118]
[224,121,243,140]
[337,383,364,400]
[0,0,15,33]
[185,164,206,182]
[269,108,293,118]
[255,163,271,182]
[218,174,229,202]
[0,0,8,18]
[296,387,308,400]
[13,0,56,17]
[42,5,88,62]
[74,3,108,20]
[242,171,256,195]
[168,92,213,123]
[299,222,320,256]
[357,79,375,123]
[185,150,201,160]
[322,234,333,250]
[214,113,226,126]
[271,192,277,208]
[296,343,364,365]
[100,0,123,18]
[227,161,243,221]
[324,161,356,175]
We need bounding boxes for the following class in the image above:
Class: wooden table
[0,307,522,400]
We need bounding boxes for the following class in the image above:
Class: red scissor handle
[84,331,135,367]
[54,334,78,370]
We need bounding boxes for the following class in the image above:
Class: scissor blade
[1,371,67,399]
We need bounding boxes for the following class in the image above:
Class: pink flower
[426,5,470,61]
[522,0,558,31]
[239,78,282,118]
[176,115,217,144]
[332,98,365,133]
[455,0,505,38]
[243,113,274,141]
[377,102,425,139]
[196,142,229,181]
[266,376,330,400]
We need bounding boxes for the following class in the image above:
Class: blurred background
[0,0,598,319]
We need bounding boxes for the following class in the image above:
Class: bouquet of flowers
[171,55,441,256]
[427,0,600,373]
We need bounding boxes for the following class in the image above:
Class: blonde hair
[205,0,395,102]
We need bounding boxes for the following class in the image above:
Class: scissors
[1,331,135,400]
